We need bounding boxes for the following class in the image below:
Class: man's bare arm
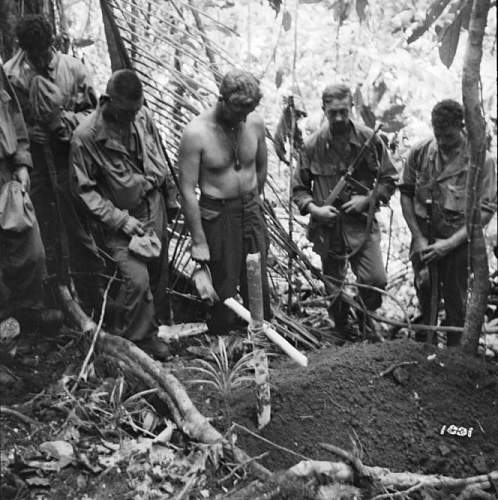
[254,116,268,194]
[178,124,210,262]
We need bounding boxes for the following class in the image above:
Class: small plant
[189,337,254,430]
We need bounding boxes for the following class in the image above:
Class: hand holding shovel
[192,263,219,305]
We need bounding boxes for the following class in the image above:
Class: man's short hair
[16,14,53,51]
[322,83,352,105]
[219,70,262,106]
[431,99,464,129]
[106,69,143,101]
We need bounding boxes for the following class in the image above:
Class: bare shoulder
[246,112,266,137]
[179,116,208,153]
[182,112,213,141]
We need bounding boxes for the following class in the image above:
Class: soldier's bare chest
[202,123,258,170]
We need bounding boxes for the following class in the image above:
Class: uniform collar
[429,136,470,181]
[95,107,146,155]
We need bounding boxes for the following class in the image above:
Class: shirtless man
[178,70,271,334]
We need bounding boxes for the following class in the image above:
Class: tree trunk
[461,0,490,353]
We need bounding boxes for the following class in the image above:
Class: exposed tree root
[0,405,40,427]
[58,285,271,481]
[321,442,498,496]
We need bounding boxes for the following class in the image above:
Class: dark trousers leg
[202,193,271,334]
[0,220,45,314]
[238,200,272,321]
[322,254,349,329]
[349,229,387,311]
[205,205,243,334]
[440,244,468,346]
[108,242,157,342]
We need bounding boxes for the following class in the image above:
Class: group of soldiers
[0,14,496,360]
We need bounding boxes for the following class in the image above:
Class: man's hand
[421,238,454,264]
[192,263,219,305]
[410,235,428,258]
[122,216,145,236]
[29,124,50,144]
[310,204,339,223]
[13,166,31,192]
[341,194,370,214]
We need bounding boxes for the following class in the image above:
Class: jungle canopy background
[62,0,498,323]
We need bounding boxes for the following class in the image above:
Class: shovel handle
[223,298,308,367]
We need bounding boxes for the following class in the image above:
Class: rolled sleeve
[399,147,418,197]
[292,149,314,214]
[70,138,129,230]
[375,138,398,204]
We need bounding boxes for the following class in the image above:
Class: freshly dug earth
[228,340,498,477]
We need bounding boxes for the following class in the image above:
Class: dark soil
[226,339,498,477]
[2,331,497,499]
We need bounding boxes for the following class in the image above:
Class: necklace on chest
[219,123,242,171]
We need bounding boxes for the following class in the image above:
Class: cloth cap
[128,230,162,261]
[0,180,36,232]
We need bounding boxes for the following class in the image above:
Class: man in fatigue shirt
[292,84,397,335]
[4,14,101,284]
[70,70,177,359]
[400,100,497,346]
[0,62,61,329]
[178,70,271,334]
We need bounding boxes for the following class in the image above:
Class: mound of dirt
[229,340,498,477]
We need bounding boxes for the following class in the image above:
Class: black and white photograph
[0,0,497,498]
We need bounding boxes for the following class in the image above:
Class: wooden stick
[72,271,117,393]
[246,253,271,430]
[223,298,308,367]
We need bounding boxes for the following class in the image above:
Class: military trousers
[411,241,467,346]
[104,189,169,342]
[321,218,387,329]
[200,189,272,334]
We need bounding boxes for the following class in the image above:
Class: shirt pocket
[309,160,338,204]
[443,184,466,213]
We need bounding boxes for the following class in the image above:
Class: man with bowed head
[4,14,101,281]
[400,99,496,346]
[178,69,272,334]
[70,70,178,359]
